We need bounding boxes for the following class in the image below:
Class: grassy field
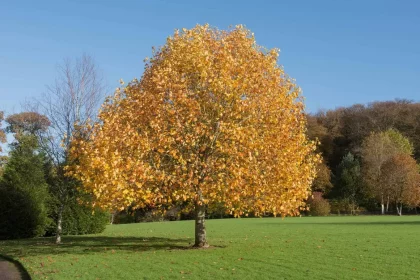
[0,216,419,279]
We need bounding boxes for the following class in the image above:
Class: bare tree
[34,54,106,243]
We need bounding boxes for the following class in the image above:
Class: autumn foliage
[5,112,50,135]
[381,154,420,215]
[68,25,318,246]
[0,112,6,152]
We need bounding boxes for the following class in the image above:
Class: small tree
[0,111,6,152]
[336,153,362,215]
[0,112,6,176]
[381,154,420,215]
[68,25,319,247]
[0,135,50,239]
[361,129,413,214]
[312,160,333,194]
[308,192,331,216]
[33,54,107,244]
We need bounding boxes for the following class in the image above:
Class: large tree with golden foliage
[68,25,318,247]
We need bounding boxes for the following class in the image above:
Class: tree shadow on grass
[0,236,196,258]
[307,221,420,225]
[262,220,420,226]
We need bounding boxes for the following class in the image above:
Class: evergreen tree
[0,135,50,239]
[335,153,362,214]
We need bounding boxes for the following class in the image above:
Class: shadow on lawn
[0,236,195,258]
[263,220,420,226]
[308,221,420,225]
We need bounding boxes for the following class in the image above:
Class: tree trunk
[381,196,385,215]
[110,211,115,225]
[194,202,208,248]
[396,204,402,216]
[56,204,64,244]
[386,196,389,213]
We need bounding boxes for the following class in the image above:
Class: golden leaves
[67,24,318,217]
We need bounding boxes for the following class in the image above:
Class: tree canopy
[5,112,50,135]
[0,111,6,153]
[68,24,319,247]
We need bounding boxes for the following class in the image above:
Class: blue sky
[1,0,419,114]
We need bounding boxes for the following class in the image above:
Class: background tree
[308,192,331,216]
[0,111,6,153]
[0,110,108,239]
[68,25,319,248]
[311,160,333,194]
[334,153,362,214]
[0,155,7,177]
[33,54,107,243]
[381,154,420,215]
[5,112,50,136]
[361,130,414,214]
[307,100,420,168]
[306,114,334,160]
[0,111,7,177]
[0,135,50,239]
[306,100,420,213]
[385,129,414,155]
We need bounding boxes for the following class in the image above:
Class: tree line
[307,100,420,216]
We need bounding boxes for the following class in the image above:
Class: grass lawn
[0,216,419,279]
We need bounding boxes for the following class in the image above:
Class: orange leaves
[67,24,318,216]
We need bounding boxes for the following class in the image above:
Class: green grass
[1,216,420,279]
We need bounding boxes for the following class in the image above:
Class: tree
[309,100,420,168]
[385,129,414,155]
[5,112,50,135]
[0,111,7,176]
[361,129,413,214]
[34,54,106,244]
[381,154,420,215]
[68,25,319,247]
[0,111,6,152]
[335,153,362,214]
[308,192,331,216]
[0,155,7,177]
[0,135,50,239]
[311,160,333,194]
[306,114,334,160]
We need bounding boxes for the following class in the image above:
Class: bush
[329,199,367,215]
[308,192,331,216]
[51,203,108,235]
[112,205,181,224]
[47,193,109,236]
